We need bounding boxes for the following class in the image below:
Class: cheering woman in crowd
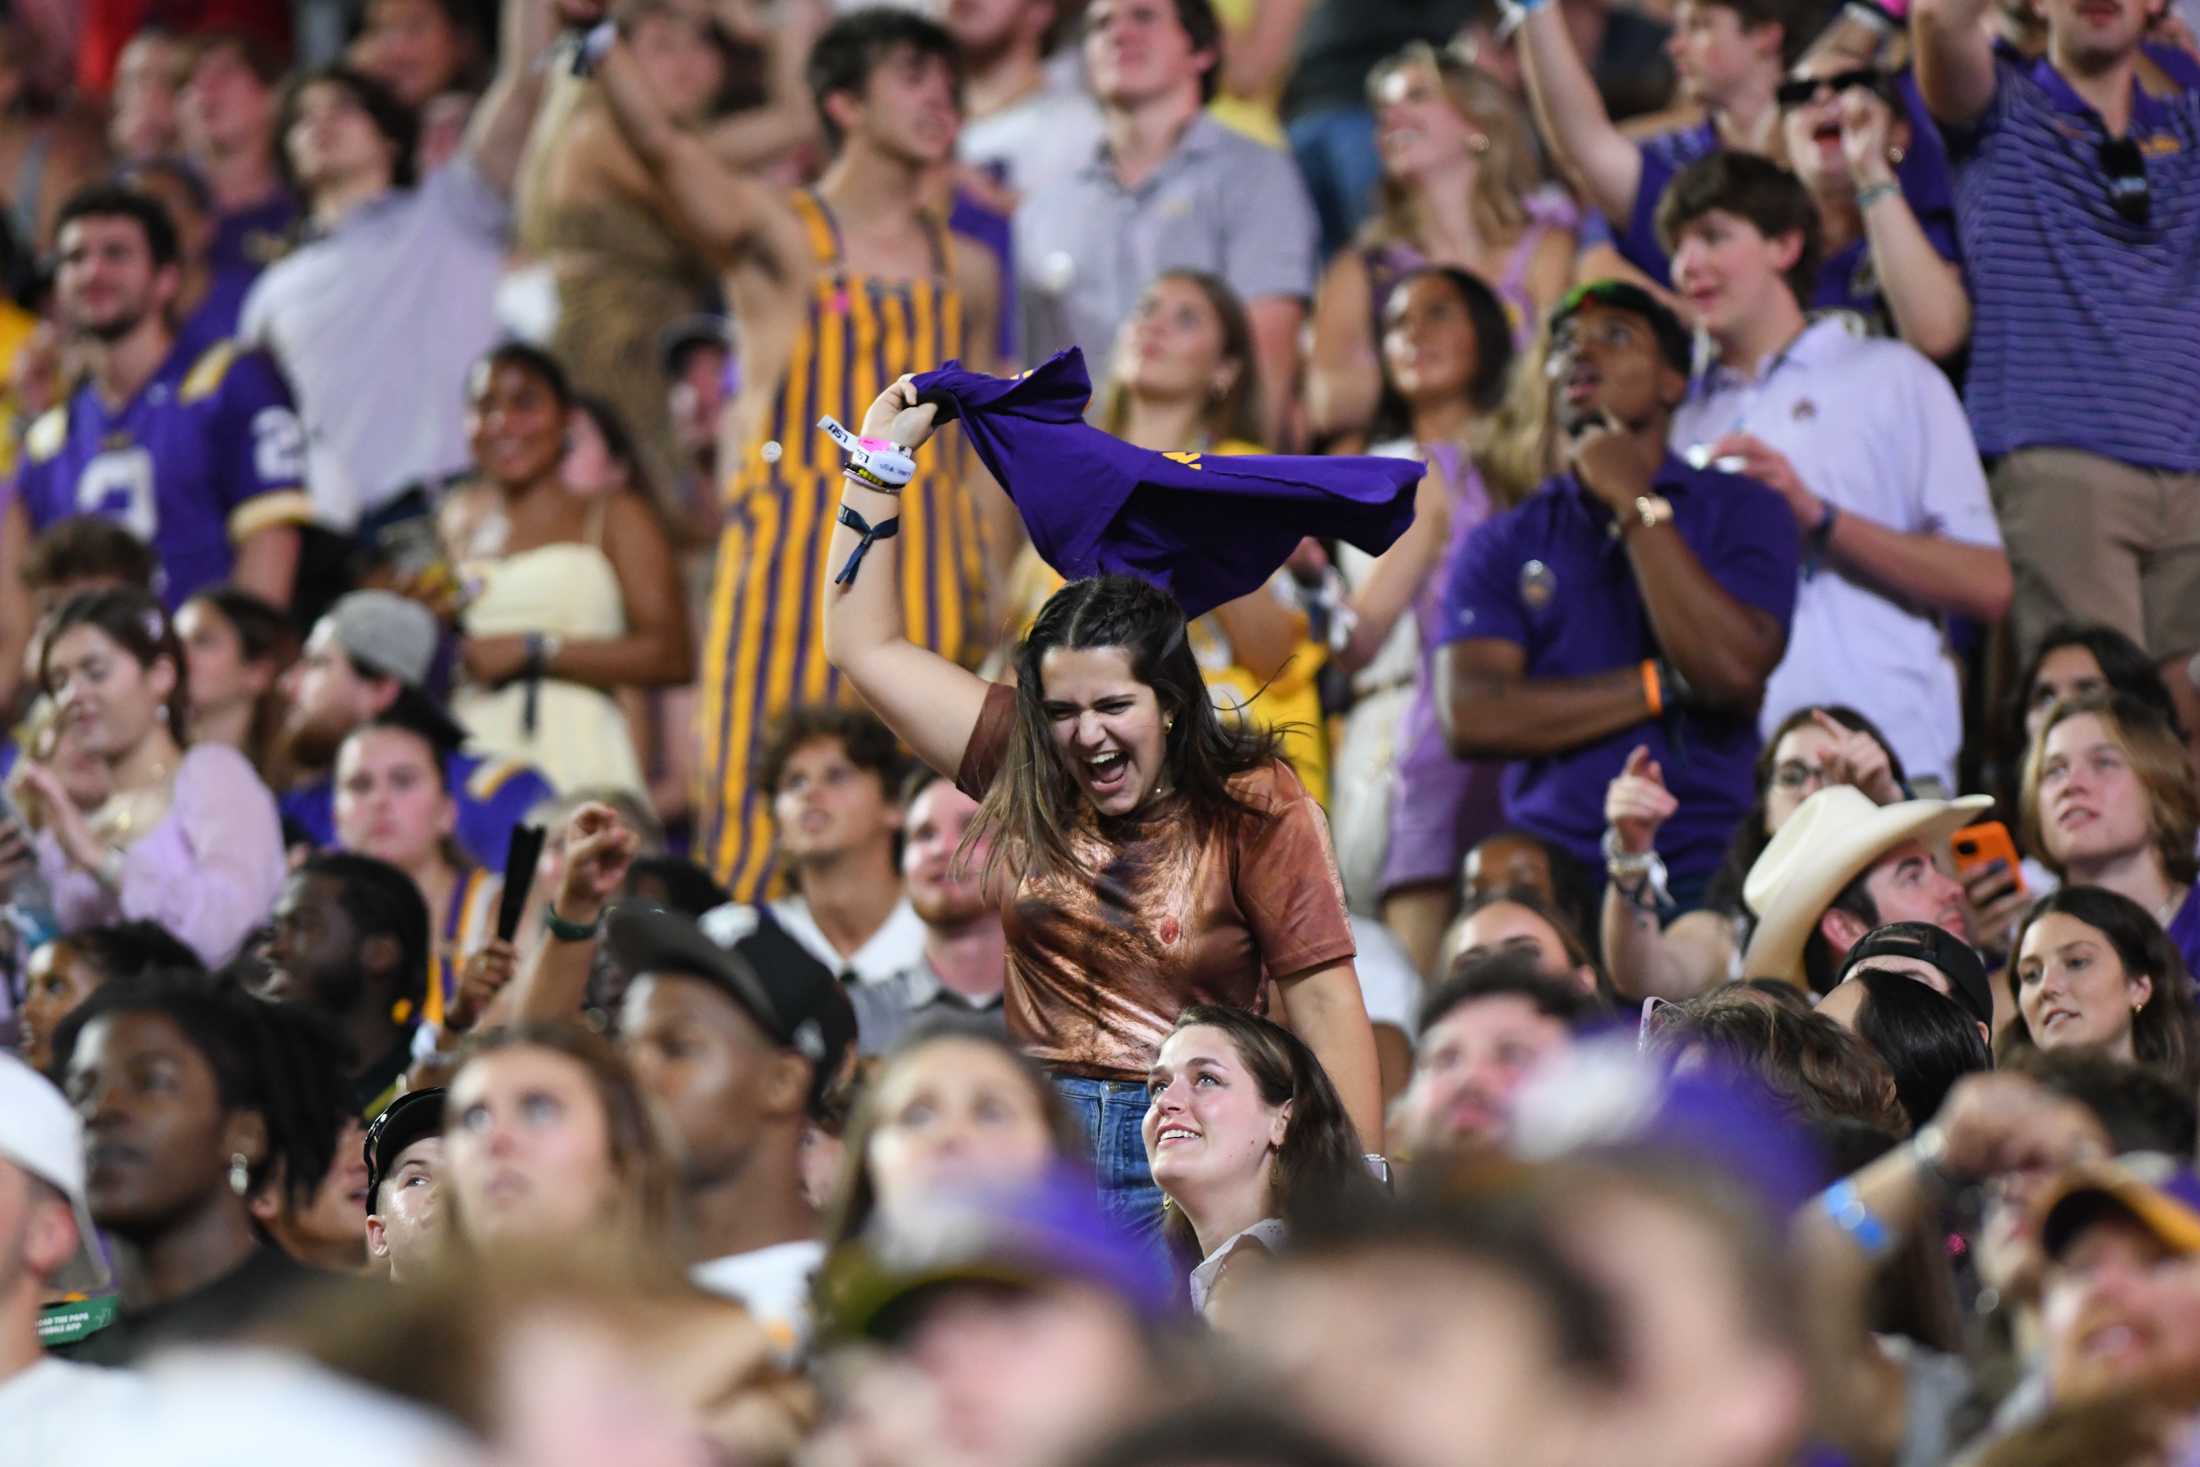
[823,377,1384,1223]
[1143,1006,1378,1319]
[12,590,286,968]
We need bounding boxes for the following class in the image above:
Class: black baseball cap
[363,1087,445,1213]
[1550,280,1694,376]
[607,905,855,1115]
[1836,922,1995,1031]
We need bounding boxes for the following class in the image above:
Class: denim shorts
[1051,1075,1166,1239]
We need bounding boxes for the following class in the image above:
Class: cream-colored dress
[452,504,646,798]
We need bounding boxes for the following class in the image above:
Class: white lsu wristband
[818,415,917,487]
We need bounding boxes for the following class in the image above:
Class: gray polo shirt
[239,157,512,529]
[849,960,1006,1056]
[1014,115,1319,368]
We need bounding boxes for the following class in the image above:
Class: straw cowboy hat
[1741,785,1993,986]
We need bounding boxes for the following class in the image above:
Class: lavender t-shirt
[37,744,286,967]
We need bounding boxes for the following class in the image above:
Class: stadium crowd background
[0,0,2199,1463]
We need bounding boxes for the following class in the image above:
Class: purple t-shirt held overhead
[1437,454,1800,884]
[1943,57,2200,471]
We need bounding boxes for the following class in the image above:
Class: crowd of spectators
[0,0,2198,1463]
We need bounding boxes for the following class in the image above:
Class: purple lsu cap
[820,1167,1178,1341]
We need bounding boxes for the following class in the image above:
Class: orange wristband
[1641,659,1663,718]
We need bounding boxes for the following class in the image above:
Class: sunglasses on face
[1775,68,1890,108]
[2099,136,2151,226]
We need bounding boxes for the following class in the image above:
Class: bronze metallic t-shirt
[956,682,1356,1080]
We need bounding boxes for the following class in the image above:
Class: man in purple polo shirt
[1915,0,2200,738]
[1437,282,1800,906]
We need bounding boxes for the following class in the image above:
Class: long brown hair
[2001,886,2200,1089]
[445,1023,688,1279]
[823,1020,1088,1248]
[1154,1005,1379,1259]
[968,576,1288,885]
[39,587,193,740]
[1361,44,1542,254]
[1097,270,1263,448]
[2022,689,2200,886]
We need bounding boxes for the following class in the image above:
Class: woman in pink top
[11,588,285,967]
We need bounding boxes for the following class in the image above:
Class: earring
[1468,133,1492,155]
[228,1152,251,1196]
[1886,145,1905,166]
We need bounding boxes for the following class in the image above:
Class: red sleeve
[954,681,1018,801]
[1233,764,1358,982]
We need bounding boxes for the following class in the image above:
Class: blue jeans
[1287,106,1383,260]
[1052,1076,1166,1239]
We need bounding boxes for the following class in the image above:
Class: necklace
[2157,884,2191,929]
[90,756,178,846]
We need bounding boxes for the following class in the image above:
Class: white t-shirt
[690,1239,828,1360]
[958,80,1105,204]
[0,1359,151,1466]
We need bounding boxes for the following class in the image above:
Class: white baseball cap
[0,1053,109,1293]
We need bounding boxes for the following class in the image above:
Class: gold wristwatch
[1627,494,1675,533]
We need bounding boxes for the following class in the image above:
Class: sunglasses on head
[1775,68,1890,108]
[2099,136,2150,227]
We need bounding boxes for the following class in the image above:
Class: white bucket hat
[1740,785,1992,985]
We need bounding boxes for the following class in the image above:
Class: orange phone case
[1950,821,2024,890]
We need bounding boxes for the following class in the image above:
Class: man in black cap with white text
[608,905,855,1358]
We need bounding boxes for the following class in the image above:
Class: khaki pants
[1990,447,2200,664]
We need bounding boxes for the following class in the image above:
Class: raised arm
[1796,1074,2107,1460]
[698,0,828,170]
[1306,250,1382,444]
[1579,425,1785,705]
[1517,5,1644,223]
[1912,0,2001,125]
[1336,454,1452,675]
[823,378,995,780]
[1843,91,1970,360]
[464,0,561,197]
[501,803,639,1025]
[588,24,792,254]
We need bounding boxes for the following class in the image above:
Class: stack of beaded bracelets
[820,415,915,584]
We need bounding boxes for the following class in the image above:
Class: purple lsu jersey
[11,339,311,606]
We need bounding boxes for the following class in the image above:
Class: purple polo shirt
[1437,454,1800,883]
[1615,76,1961,337]
[1944,58,2200,470]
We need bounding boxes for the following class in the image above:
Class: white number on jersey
[75,447,158,541]
[251,407,308,484]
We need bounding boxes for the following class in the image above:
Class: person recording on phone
[1436,281,1800,914]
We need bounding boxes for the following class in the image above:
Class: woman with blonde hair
[2022,688,2200,975]
[1307,43,1574,446]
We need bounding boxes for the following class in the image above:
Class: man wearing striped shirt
[1915,0,2200,740]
